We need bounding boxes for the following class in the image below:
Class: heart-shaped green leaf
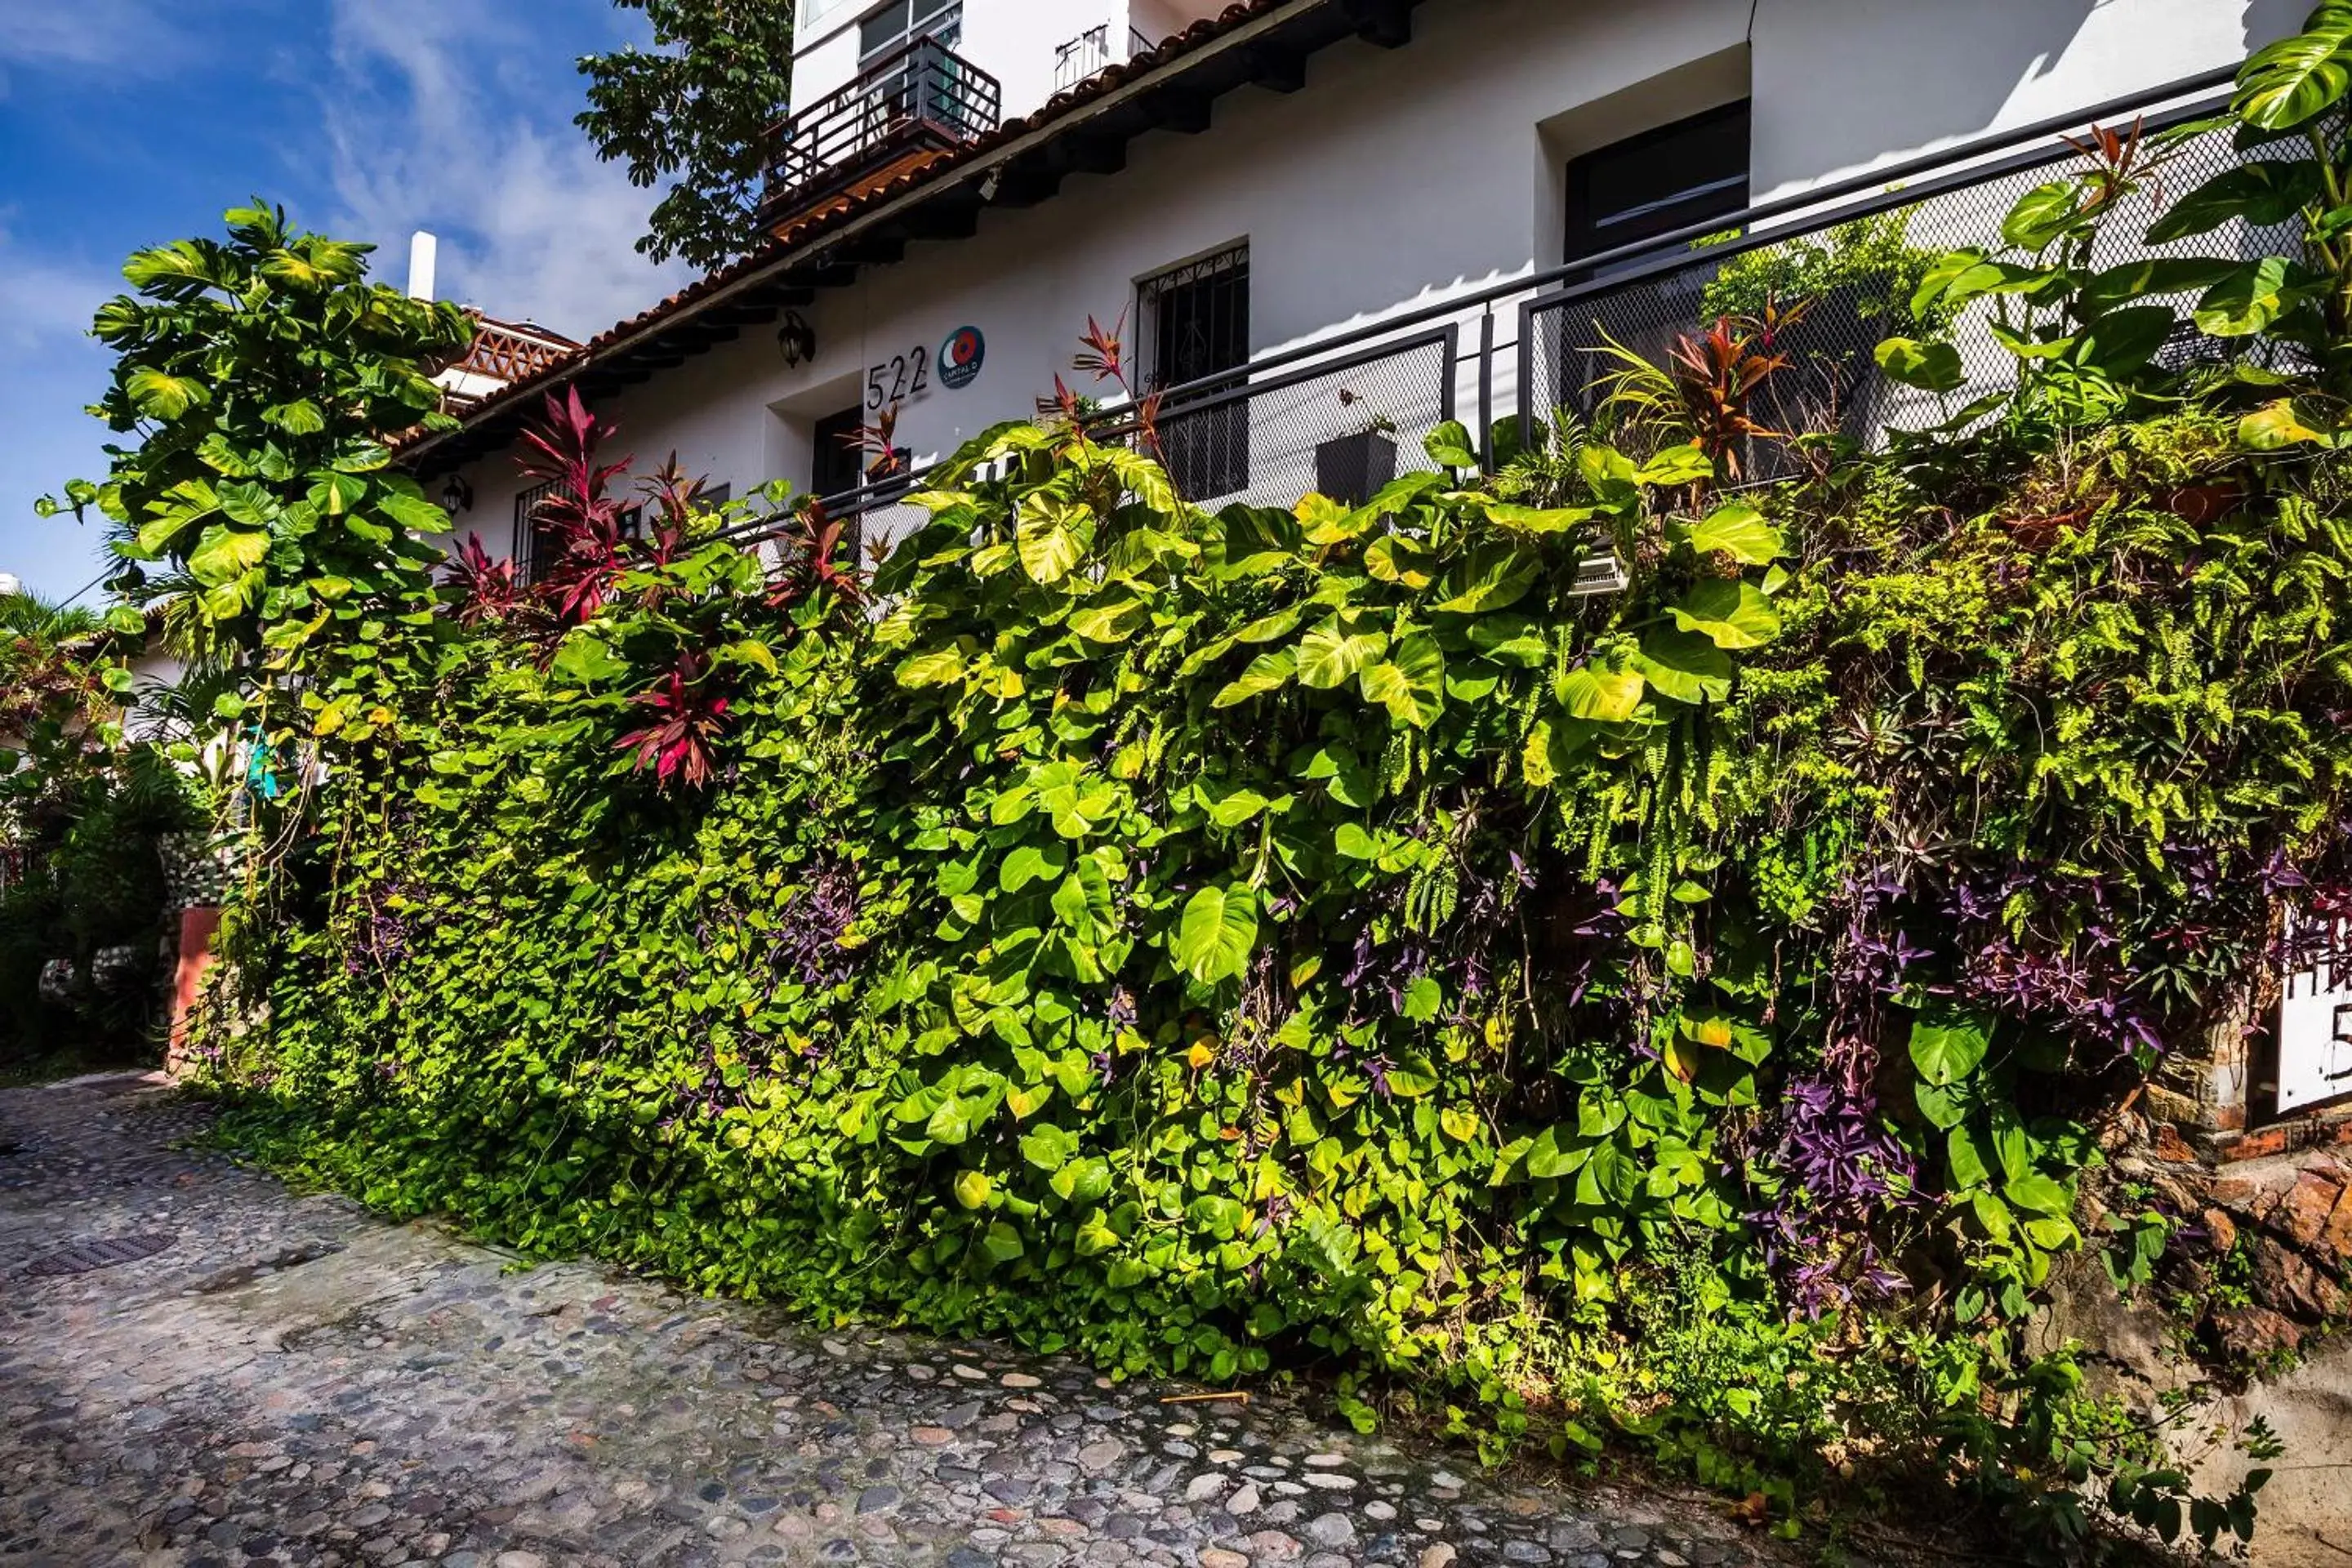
[1297,619,1389,688]
[1432,545,1538,613]
[1212,647,1297,708]
[1875,337,1965,393]
[1360,633,1445,728]
[1675,501,1784,565]
[1668,580,1780,650]
[1910,1012,1992,1088]
[1631,628,1733,705]
[1174,884,1259,984]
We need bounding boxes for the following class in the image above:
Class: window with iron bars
[514,485,675,587]
[1139,242,1250,502]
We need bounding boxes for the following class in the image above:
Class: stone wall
[2062,1126,2352,1565]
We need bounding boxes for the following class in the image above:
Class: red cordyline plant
[849,402,909,487]
[637,457,709,570]
[768,501,866,615]
[614,649,732,791]
[1667,299,1811,482]
[516,387,633,624]
[442,534,524,626]
[1593,297,1811,484]
[1041,311,1165,457]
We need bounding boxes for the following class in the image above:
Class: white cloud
[0,225,118,351]
[318,0,690,341]
[0,226,125,599]
[0,0,193,71]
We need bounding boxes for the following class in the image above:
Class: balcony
[759,37,1002,227]
[1053,24,1156,93]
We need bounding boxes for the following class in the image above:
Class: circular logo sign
[939,325,986,390]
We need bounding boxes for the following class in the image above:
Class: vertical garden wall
[36,16,2352,1558]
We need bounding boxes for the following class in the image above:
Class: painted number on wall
[866,347,932,410]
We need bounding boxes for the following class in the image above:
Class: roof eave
[404,0,1423,479]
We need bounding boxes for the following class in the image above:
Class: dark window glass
[811,406,867,501]
[1564,101,1750,277]
[861,0,959,63]
[513,480,560,587]
[1141,243,1251,501]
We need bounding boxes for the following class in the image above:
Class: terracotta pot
[167,905,224,1076]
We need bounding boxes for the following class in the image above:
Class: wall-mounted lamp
[777,310,817,370]
[439,474,474,515]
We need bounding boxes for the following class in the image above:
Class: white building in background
[404,0,2299,572]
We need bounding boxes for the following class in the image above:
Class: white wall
[1751,0,2299,197]
[791,0,1237,127]
[966,0,1129,122]
[445,0,2265,562]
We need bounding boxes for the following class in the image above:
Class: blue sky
[0,0,694,602]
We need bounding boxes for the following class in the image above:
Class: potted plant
[1695,207,1952,452]
[1316,390,1399,506]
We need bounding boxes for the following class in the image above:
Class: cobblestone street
[1,1074,1825,1568]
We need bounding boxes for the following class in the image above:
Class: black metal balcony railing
[760,37,1002,220]
[723,65,2263,574]
[1054,24,1156,92]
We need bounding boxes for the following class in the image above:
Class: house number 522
[866,346,933,409]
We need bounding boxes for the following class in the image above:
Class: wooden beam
[840,233,907,268]
[899,198,983,242]
[704,301,782,328]
[782,263,860,290]
[1155,91,1214,135]
[1338,0,1413,47]
[1053,131,1127,178]
[1242,43,1307,91]
[993,163,1064,207]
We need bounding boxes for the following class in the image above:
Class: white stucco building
[404,0,2300,568]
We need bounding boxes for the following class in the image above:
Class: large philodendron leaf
[1631,628,1733,705]
[1067,595,1152,644]
[187,523,269,586]
[1213,648,1298,708]
[1431,543,1539,614]
[1016,496,1092,585]
[1359,632,1445,727]
[2234,7,2352,129]
[127,368,207,420]
[1555,660,1646,722]
[2145,161,2325,243]
[1297,619,1390,689]
[2001,180,2091,252]
[1174,884,1258,984]
[1668,580,1780,650]
[2194,256,2301,338]
[1673,501,1784,566]
[1423,419,1477,469]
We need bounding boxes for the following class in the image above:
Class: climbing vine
[85,12,2352,1559]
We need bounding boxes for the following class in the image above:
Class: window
[859,0,959,65]
[513,480,561,587]
[1140,243,1250,501]
[1563,101,1750,276]
[811,405,868,501]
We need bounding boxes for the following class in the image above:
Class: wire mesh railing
[1519,91,2279,473]
[722,65,2260,581]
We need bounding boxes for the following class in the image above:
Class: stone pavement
[0,1073,1822,1568]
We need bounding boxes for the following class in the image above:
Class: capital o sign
[939,326,986,390]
